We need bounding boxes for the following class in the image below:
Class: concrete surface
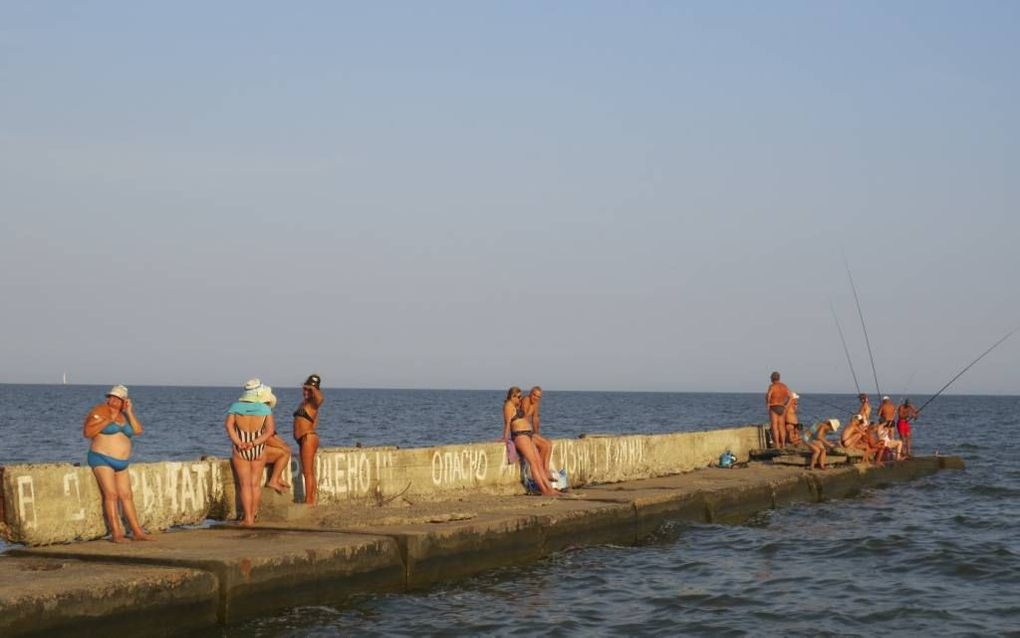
[12,527,405,624]
[0,455,963,636]
[0,554,217,637]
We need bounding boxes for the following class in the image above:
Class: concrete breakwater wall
[1,426,762,546]
[0,457,961,636]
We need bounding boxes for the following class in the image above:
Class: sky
[0,2,1017,394]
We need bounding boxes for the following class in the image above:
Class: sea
[1,385,1017,636]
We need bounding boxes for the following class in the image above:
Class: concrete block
[351,512,547,589]
[0,459,231,546]
[535,499,638,552]
[12,527,405,624]
[0,555,217,637]
[938,456,966,470]
[309,442,524,506]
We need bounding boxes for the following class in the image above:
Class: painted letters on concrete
[1,426,762,545]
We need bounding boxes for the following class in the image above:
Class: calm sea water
[2,385,1017,635]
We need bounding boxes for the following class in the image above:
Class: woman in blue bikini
[82,385,154,543]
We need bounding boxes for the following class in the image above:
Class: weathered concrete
[0,459,232,546]
[0,555,217,637]
[1,426,763,545]
[1,456,962,636]
[304,426,763,505]
[254,457,959,588]
[12,527,405,624]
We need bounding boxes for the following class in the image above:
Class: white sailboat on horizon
[62,371,67,385]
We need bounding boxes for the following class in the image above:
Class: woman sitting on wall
[257,386,291,494]
[502,386,559,496]
[82,385,155,543]
[226,379,277,526]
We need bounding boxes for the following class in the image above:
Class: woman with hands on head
[293,374,324,505]
[83,385,155,543]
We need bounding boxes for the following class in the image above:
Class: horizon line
[0,381,1016,398]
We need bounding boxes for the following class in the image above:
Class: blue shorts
[87,450,130,472]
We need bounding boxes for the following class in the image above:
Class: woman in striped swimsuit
[225,379,277,526]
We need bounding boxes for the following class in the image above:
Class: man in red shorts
[897,398,919,458]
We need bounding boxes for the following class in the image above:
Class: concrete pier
[0,555,217,637]
[0,426,765,546]
[0,455,962,635]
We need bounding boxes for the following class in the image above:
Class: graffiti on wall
[9,462,226,530]
[552,437,646,479]
[16,475,37,529]
[431,447,490,487]
[315,450,396,498]
[131,462,224,515]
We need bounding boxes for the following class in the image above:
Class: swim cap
[305,374,321,389]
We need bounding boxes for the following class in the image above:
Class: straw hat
[239,378,265,402]
[257,385,277,409]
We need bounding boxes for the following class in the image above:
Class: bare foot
[266,482,287,494]
[133,532,156,541]
[241,519,255,527]
[110,536,132,544]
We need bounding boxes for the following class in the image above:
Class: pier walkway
[0,451,962,636]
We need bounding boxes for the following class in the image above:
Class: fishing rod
[802,395,855,417]
[916,327,1018,415]
[829,297,862,396]
[844,255,882,398]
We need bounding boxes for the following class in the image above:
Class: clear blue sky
[1,2,1017,393]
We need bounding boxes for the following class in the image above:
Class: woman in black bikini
[502,386,558,496]
[293,374,324,505]
[225,379,277,526]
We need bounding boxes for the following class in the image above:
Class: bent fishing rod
[916,327,1019,415]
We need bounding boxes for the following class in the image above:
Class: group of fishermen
[766,371,919,470]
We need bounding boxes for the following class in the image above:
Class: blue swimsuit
[88,421,134,471]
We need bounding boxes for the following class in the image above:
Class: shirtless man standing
[877,396,896,426]
[857,393,872,424]
[767,372,791,448]
[897,398,919,458]
[520,386,553,481]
